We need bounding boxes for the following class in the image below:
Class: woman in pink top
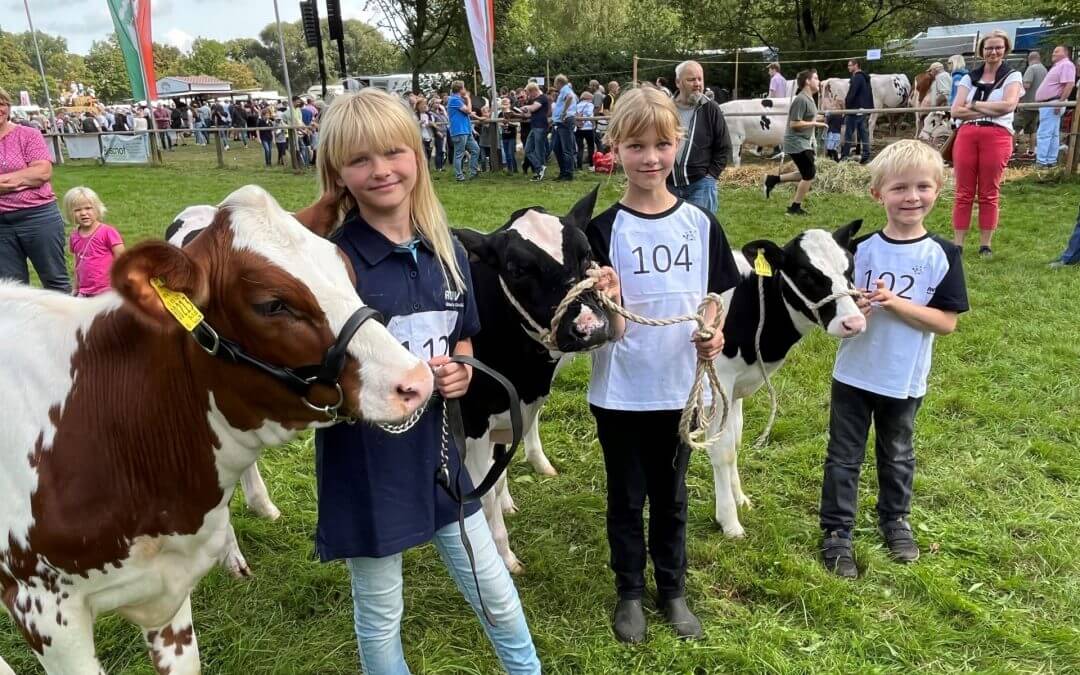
[63,187,125,297]
[0,87,71,292]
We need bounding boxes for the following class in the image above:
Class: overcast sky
[1,0,379,55]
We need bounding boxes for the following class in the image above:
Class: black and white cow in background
[707,221,866,538]
[453,187,613,574]
[167,189,613,577]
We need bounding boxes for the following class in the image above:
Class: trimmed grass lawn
[3,144,1080,673]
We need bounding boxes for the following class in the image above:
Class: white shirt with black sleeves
[586,200,741,411]
[834,230,969,399]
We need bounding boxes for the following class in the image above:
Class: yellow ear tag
[150,277,204,332]
[754,249,773,277]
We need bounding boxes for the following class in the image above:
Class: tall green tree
[84,37,132,102]
[183,38,228,76]
[153,43,185,78]
[366,0,461,91]
[257,18,400,93]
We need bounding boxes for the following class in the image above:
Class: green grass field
[3,144,1080,673]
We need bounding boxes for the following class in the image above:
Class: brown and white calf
[0,185,432,674]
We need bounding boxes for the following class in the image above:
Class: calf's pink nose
[395,363,434,411]
[841,314,866,335]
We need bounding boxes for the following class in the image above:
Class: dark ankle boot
[661,597,703,640]
[613,598,646,643]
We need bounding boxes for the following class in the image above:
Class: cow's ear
[293,188,345,238]
[741,240,785,272]
[454,228,498,266]
[833,219,863,252]
[565,185,600,231]
[112,241,207,330]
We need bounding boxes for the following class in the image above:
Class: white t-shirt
[958,70,1024,132]
[833,231,968,399]
[585,201,740,411]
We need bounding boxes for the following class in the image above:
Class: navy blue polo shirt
[315,209,481,561]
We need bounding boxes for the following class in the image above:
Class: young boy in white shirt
[585,87,741,641]
[821,140,969,578]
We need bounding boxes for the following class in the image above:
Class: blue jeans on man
[840,114,870,162]
[1036,106,1063,166]
[552,120,576,179]
[525,128,548,178]
[1054,206,1080,266]
[669,175,718,215]
[452,133,479,179]
[346,511,540,675]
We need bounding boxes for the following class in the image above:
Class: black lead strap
[435,355,523,627]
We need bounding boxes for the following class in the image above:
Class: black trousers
[576,128,595,167]
[820,379,922,533]
[591,406,690,601]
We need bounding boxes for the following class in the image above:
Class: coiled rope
[499,266,728,451]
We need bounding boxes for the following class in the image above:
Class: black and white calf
[707,221,867,538]
[454,187,612,574]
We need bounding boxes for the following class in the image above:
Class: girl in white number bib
[583,86,741,643]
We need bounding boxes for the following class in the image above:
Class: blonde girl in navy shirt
[313,89,540,675]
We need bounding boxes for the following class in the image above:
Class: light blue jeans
[669,175,718,215]
[452,133,480,178]
[346,510,540,675]
[1036,106,1062,166]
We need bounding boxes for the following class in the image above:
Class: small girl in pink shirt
[63,187,124,297]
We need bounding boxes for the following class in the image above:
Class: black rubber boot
[613,599,646,643]
[660,597,703,640]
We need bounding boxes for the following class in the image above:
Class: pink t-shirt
[0,124,55,213]
[769,72,788,98]
[1035,59,1077,101]
[70,224,123,297]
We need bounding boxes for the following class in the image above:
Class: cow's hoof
[528,456,559,476]
[500,495,519,515]
[535,463,558,477]
[735,493,753,509]
[223,552,253,579]
[249,500,281,521]
[505,554,526,575]
[718,521,746,539]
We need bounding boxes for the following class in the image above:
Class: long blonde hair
[316,89,464,291]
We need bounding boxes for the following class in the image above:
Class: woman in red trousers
[949,29,1023,259]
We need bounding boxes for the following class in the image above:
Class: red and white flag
[463,0,495,88]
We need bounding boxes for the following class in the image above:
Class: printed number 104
[631,244,693,275]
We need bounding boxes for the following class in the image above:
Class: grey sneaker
[822,530,858,578]
[1048,260,1071,269]
[881,519,920,563]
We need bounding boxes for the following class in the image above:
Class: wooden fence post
[1067,104,1080,175]
[632,55,638,87]
[214,127,225,169]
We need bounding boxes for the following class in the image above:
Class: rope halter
[779,271,864,329]
[498,273,607,353]
[498,264,730,451]
[751,271,864,449]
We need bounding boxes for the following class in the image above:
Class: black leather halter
[189,306,384,421]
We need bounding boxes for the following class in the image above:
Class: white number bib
[387,310,457,360]
[615,219,706,299]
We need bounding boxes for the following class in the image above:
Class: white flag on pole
[463,0,495,87]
